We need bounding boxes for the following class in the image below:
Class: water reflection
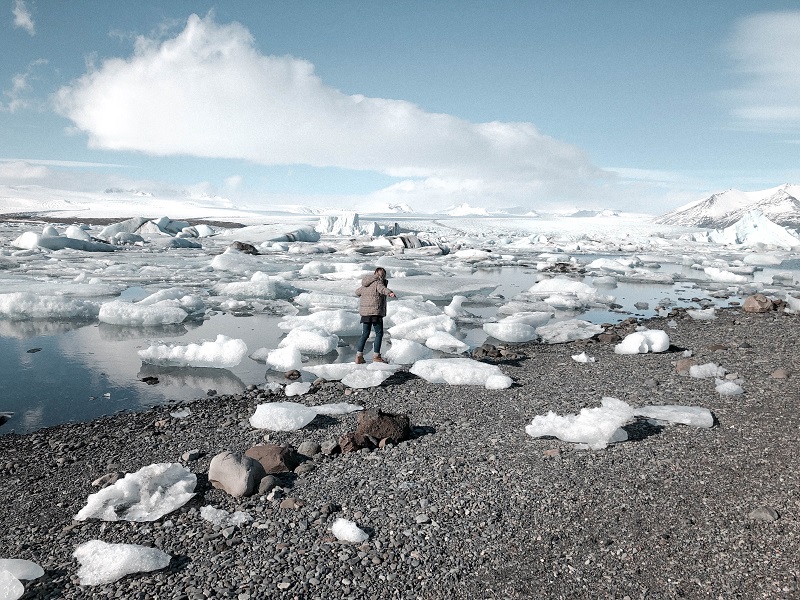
[137,364,247,396]
[0,319,91,339]
[98,322,190,341]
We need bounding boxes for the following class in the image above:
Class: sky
[2,0,800,215]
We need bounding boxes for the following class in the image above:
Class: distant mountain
[443,203,490,216]
[655,184,800,228]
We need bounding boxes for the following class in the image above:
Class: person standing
[355,267,396,363]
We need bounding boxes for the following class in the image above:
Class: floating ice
[425,331,469,353]
[715,379,744,395]
[0,570,23,600]
[11,230,115,252]
[278,327,339,355]
[635,405,714,428]
[703,267,750,284]
[0,293,99,320]
[525,397,635,450]
[689,363,727,378]
[249,402,318,430]
[75,463,196,522]
[382,339,433,364]
[499,311,552,327]
[0,559,43,580]
[410,358,512,389]
[215,271,276,299]
[387,298,444,327]
[527,276,613,307]
[303,363,359,381]
[314,402,364,415]
[199,506,252,528]
[535,319,603,344]
[483,321,538,343]
[260,346,303,371]
[341,369,395,389]
[686,308,717,320]
[294,292,359,311]
[99,300,188,326]
[285,381,312,396]
[331,518,369,543]
[388,314,457,344]
[614,330,670,354]
[571,352,596,363]
[74,540,171,585]
[138,335,247,368]
[278,309,361,336]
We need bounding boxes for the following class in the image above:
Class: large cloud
[727,11,800,130]
[55,14,604,205]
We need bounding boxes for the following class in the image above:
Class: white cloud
[1,59,47,112]
[12,0,34,35]
[54,13,606,208]
[726,11,800,130]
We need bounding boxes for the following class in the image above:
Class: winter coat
[356,273,393,317]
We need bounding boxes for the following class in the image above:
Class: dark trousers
[357,319,384,353]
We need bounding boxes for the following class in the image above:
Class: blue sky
[2,1,800,214]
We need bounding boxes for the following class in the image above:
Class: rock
[543,448,561,457]
[748,506,779,522]
[320,439,340,455]
[208,451,265,497]
[472,344,501,359]
[771,368,791,379]
[742,294,774,313]
[279,497,305,510]
[355,409,411,444]
[295,462,316,476]
[245,444,302,474]
[258,475,279,495]
[706,344,727,352]
[338,432,362,453]
[182,449,203,462]
[285,370,301,380]
[415,514,431,524]
[675,358,697,375]
[597,332,621,344]
[230,241,259,255]
[297,441,321,457]
[634,302,649,310]
[91,472,123,487]
[140,376,159,385]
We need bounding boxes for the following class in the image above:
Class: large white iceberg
[74,540,171,585]
[138,334,247,368]
[75,463,196,522]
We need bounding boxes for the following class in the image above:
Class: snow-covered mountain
[655,184,800,228]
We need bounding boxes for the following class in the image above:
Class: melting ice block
[635,405,714,428]
[715,379,744,395]
[75,463,196,522]
[331,518,369,543]
[303,363,360,381]
[536,319,603,344]
[571,352,596,363]
[279,327,339,356]
[388,314,457,344]
[384,339,433,364]
[703,267,749,284]
[686,308,717,320]
[262,346,303,371]
[200,506,252,528]
[0,560,44,581]
[74,540,171,585]
[614,330,670,354]
[410,358,512,389]
[285,381,312,396]
[0,293,99,320]
[99,299,188,326]
[525,397,635,450]
[314,402,364,415]
[341,369,395,389]
[425,331,469,353]
[689,363,726,378]
[138,334,247,368]
[215,271,276,299]
[483,321,538,343]
[0,570,23,600]
[278,309,361,336]
[249,402,318,430]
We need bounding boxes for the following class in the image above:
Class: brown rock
[543,448,561,457]
[675,358,697,375]
[771,368,792,379]
[597,332,621,344]
[705,344,727,352]
[338,432,362,453]
[284,370,301,380]
[245,444,302,474]
[355,408,411,444]
[742,294,774,313]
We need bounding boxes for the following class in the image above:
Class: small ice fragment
[169,408,191,419]
[331,518,369,543]
[686,308,716,320]
[0,570,23,600]
[410,358,511,389]
[249,402,318,430]
[314,403,364,415]
[341,369,394,389]
[73,540,171,585]
[571,352,596,363]
[715,379,744,396]
[525,397,635,450]
[0,559,44,580]
[689,363,726,379]
[200,505,252,528]
[285,381,312,396]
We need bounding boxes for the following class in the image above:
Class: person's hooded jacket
[356,273,393,317]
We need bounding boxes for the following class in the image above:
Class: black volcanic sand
[1,308,798,599]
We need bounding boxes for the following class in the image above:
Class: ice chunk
[525,397,635,450]
[425,331,469,353]
[279,327,339,355]
[614,330,670,354]
[500,311,552,327]
[341,369,395,389]
[483,321,538,343]
[215,271,276,299]
[262,346,303,371]
[75,463,196,522]
[303,363,360,381]
[99,300,188,326]
[0,570,23,600]
[285,381,312,396]
[387,298,444,327]
[686,308,717,320]
[138,334,247,368]
[634,405,714,428]
[571,352,596,363]
[444,295,470,318]
[527,276,613,307]
[536,319,603,344]
[249,402,318,430]
[314,402,364,415]
[689,363,727,378]
[715,379,744,395]
[0,293,99,320]
[294,292,359,311]
[703,267,749,283]
[383,339,433,364]
[199,506,252,528]
[387,314,457,344]
[410,358,512,389]
[169,408,191,419]
[74,540,171,585]
[784,294,800,314]
[278,310,361,336]
[0,560,43,580]
[331,518,369,543]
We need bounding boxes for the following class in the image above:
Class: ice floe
[138,334,248,368]
[278,327,339,355]
[0,293,99,320]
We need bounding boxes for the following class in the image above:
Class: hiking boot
[372,354,386,363]
[355,354,366,364]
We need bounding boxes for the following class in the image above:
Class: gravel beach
[1,307,798,599]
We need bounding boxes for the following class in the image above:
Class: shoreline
[2,307,798,598]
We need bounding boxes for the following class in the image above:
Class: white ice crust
[74,463,196,522]
[74,540,171,585]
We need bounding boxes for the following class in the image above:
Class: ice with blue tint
[75,463,196,522]
[74,540,171,585]
[139,335,248,368]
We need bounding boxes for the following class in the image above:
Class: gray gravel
[1,308,798,599]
